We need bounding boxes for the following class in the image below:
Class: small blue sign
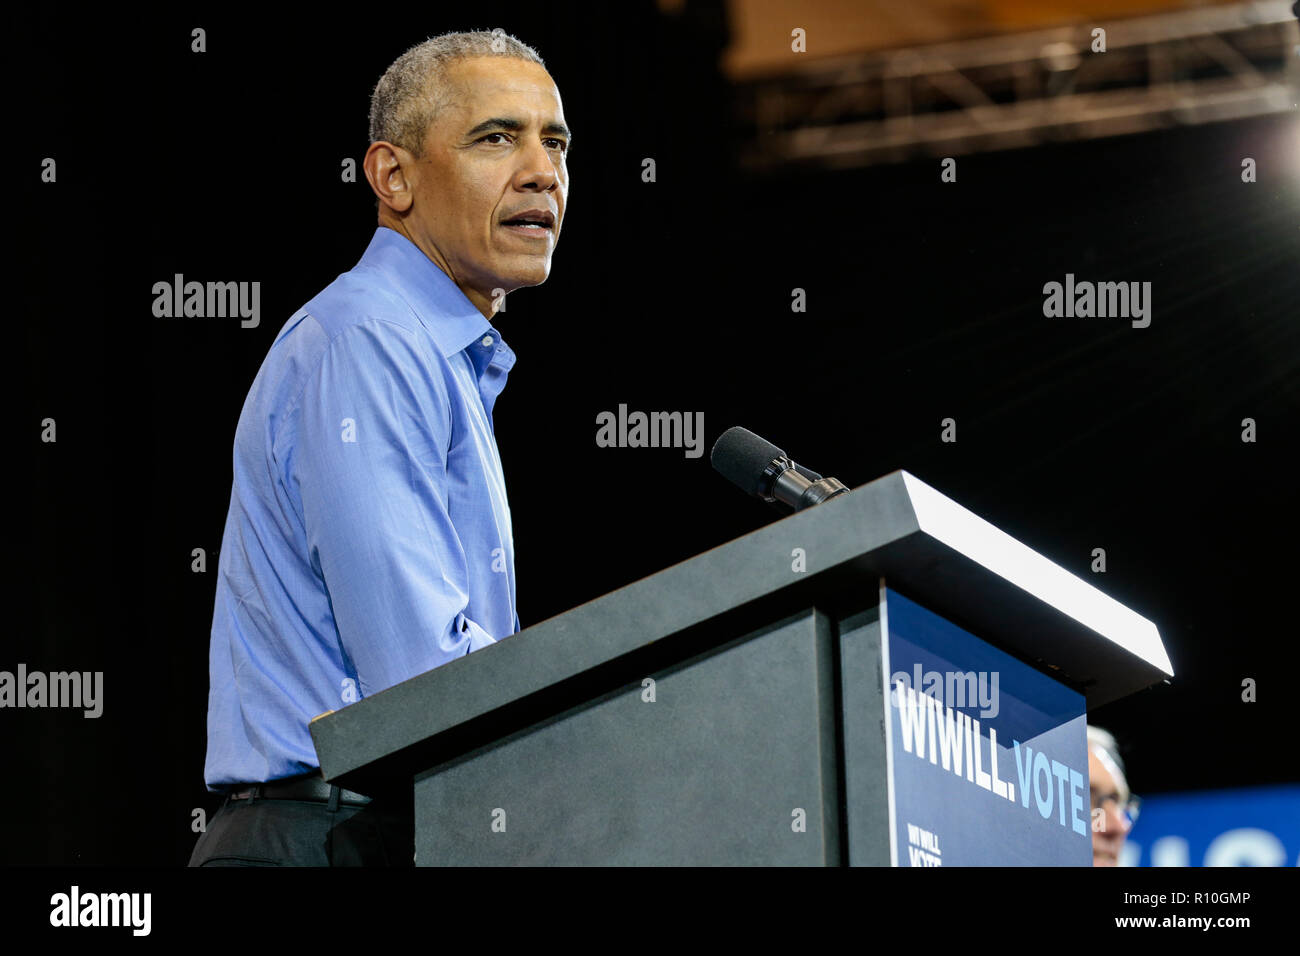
[883,587,1091,865]
[1125,785,1300,867]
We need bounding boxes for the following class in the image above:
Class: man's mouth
[499,209,556,239]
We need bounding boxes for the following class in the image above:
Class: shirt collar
[358,226,509,362]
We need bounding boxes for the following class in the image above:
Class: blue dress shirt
[203,226,520,791]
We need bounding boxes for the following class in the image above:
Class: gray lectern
[309,470,1173,865]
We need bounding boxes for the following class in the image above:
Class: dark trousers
[188,785,415,867]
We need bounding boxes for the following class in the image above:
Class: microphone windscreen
[711,426,785,496]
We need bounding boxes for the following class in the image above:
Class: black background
[11,2,1299,866]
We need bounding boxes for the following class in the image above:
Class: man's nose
[515,142,560,191]
[1107,804,1129,835]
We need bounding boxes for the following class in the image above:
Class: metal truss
[736,1,1300,171]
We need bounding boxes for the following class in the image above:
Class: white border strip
[879,578,899,867]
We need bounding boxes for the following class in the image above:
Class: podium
[309,470,1172,865]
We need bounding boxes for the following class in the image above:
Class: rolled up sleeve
[286,317,496,698]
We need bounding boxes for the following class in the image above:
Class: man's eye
[478,133,566,153]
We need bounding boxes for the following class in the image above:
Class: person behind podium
[188,29,571,866]
[1087,725,1139,867]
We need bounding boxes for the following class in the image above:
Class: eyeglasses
[1092,792,1141,828]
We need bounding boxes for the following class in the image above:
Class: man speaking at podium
[189,30,570,866]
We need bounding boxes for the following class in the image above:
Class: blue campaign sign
[882,587,1092,865]
[1124,784,1300,867]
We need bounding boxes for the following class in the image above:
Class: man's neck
[375,216,498,322]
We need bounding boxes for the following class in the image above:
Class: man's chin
[502,271,549,292]
[1093,851,1119,866]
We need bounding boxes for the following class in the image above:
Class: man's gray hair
[368,30,546,157]
[1087,725,1129,798]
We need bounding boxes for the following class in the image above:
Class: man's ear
[364,141,415,214]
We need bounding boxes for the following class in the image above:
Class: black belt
[227,770,372,807]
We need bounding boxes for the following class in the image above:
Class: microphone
[710,426,849,512]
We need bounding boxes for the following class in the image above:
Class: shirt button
[482,335,494,348]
